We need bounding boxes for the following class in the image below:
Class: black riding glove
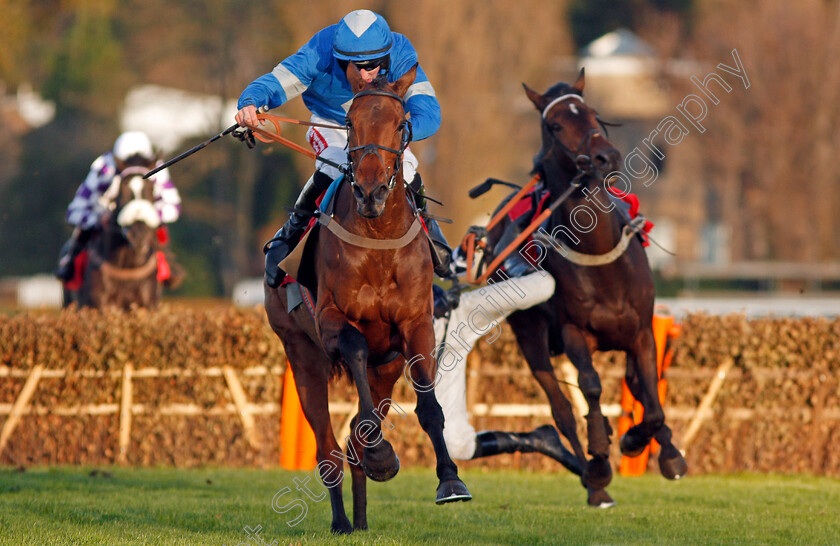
[232,127,256,149]
[433,283,463,319]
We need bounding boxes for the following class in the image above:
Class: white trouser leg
[433,272,556,459]
[306,115,418,181]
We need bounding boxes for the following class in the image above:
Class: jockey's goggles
[354,58,384,71]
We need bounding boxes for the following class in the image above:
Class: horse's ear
[522,83,547,112]
[392,63,418,99]
[572,67,585,93]
[346,62,366,93]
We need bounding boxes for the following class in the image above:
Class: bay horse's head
[103,162,160,256]
[345,63,416,218]
[524,69,621,182]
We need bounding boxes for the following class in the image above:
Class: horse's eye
[551,123,562,132]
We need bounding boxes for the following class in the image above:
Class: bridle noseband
[346,88,413,192]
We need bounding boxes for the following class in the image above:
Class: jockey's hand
[444,283,462,310]
[235,105,264,128]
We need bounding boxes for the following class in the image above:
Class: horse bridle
[540,94,615,184]
[345,88,413,192]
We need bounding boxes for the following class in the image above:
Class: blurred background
[1,0,839,306]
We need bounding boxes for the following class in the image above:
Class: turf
[1,466,838,545]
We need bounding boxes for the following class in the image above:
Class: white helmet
[113,131,154,162]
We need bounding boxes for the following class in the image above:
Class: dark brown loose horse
[265,63,469,534]
[67,166,162,309]
[483,70,687,505]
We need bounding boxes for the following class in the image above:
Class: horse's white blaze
[569,103,579,115]
[117,199,160,228]
[128,175,145,200]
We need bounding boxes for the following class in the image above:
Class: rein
[250,113,349,173]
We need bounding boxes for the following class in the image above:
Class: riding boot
[55,227,94,281]
[409,173,452,278]
[472,425,582,476]
[264,171,334,288]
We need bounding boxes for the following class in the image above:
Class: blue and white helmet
[333,10,393,62]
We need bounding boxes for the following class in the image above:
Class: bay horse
[264,63,470,534]
[482,70,687,504]
[67,165,163,309]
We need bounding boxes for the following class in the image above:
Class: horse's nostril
[374,185,389,203]
[353,185,365,201]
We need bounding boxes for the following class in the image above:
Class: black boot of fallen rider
[473,425,582,476]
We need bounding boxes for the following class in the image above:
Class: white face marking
[569,103,579,115]
[129,175,145,200]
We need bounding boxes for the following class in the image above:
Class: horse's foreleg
[345,415,368,531]
[265,289,352,534]
[293,360,353,534]
[403,319,471,504]
[624,331,687,479]
[321,313,399,483]
[562,324,613,490]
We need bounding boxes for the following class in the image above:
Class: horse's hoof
[330,518,353,535]
[587,487,616,509]
[659,446,688,480]
[435,479,472,504]
[363,442,400,482]
[582,456,613,490]
[619,431,649,458]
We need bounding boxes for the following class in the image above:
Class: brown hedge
[1,308,839,476]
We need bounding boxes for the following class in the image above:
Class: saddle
[494,183,655,273]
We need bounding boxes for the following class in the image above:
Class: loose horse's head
[524,69,621,180]
[104,165,160,253]
[345,63,416,218]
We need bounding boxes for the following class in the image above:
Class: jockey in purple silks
[55,131,183,285]
[235,9,452,287]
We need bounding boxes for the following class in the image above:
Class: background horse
[264,63,469,534]
[72,165,162,309]
[482,70,687,505]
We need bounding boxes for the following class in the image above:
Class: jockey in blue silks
[236,9,452,287]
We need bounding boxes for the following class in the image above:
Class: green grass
[1,466,838,545]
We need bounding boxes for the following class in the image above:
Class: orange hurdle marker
[618,314,680,476]
[279,364,317,471]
